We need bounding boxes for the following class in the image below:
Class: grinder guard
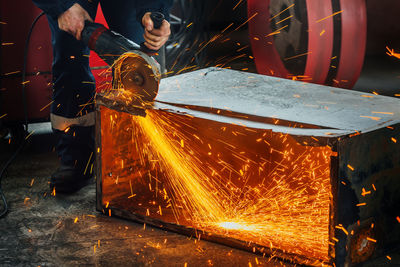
[81,21,161,107]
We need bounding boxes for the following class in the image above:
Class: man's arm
[137,0,174,50]
[32,0,95,40]
[32,0,92,20]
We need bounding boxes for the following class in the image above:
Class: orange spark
[234,13,258,32]
[270,4,294,21]
[347,164,354,171]
[40,101,54,112]
[316,10,343,23]
[232,0,244,10]
[386,47,400,59]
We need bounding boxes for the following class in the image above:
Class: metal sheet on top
[156,68,400,133]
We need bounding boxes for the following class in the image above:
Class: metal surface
[97,68,400,266]
[155,68,400,135]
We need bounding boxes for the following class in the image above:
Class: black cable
[0,11,45,218]
[22,12,45,131]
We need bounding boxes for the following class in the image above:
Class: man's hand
[58,3,92,40]
[142,12,171,51]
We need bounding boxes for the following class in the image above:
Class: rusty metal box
[96,68,400,266]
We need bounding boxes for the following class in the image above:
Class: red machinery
[0,2,108,124]
[248,0,367,89]
[0,0,53,123]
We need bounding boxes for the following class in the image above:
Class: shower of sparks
[100,106,334,263]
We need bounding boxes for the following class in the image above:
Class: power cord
[0,11,45,218]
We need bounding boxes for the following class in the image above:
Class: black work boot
[50,162,93,193]
[51,126,94,194]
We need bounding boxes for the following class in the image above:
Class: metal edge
[95,105,103,212]
[329,140,339,266]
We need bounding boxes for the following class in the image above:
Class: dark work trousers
[47,1,146,168]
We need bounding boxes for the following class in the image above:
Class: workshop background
[1,0,400,266]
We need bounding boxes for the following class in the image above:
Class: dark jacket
[32,0,173,23]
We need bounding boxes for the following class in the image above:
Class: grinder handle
[140,12,165,55]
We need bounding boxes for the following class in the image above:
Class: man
[32,0,173,193]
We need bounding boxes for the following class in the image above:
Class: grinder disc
[113,50,161,107]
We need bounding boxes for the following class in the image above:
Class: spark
[270,4,295,21]
[25,130,36,140]
[233,13,258,32]
[266,25,288,37]
[275,15,293,25]
[39,101,54,112]
[84,152,93,175]
[284,52,311,61]
[232,0,244,10]
[386,47,400,59]
[316,10,343,23]
[347,164,354,171]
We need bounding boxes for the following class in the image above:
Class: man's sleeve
[32,0,95,20]
[136,0,174,25]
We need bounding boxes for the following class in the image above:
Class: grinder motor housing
[81,12,164,103]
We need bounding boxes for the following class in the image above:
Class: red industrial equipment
[0,0,53,123]
[248,0,367,89]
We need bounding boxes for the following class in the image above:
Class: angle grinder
[81,12,165,106]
